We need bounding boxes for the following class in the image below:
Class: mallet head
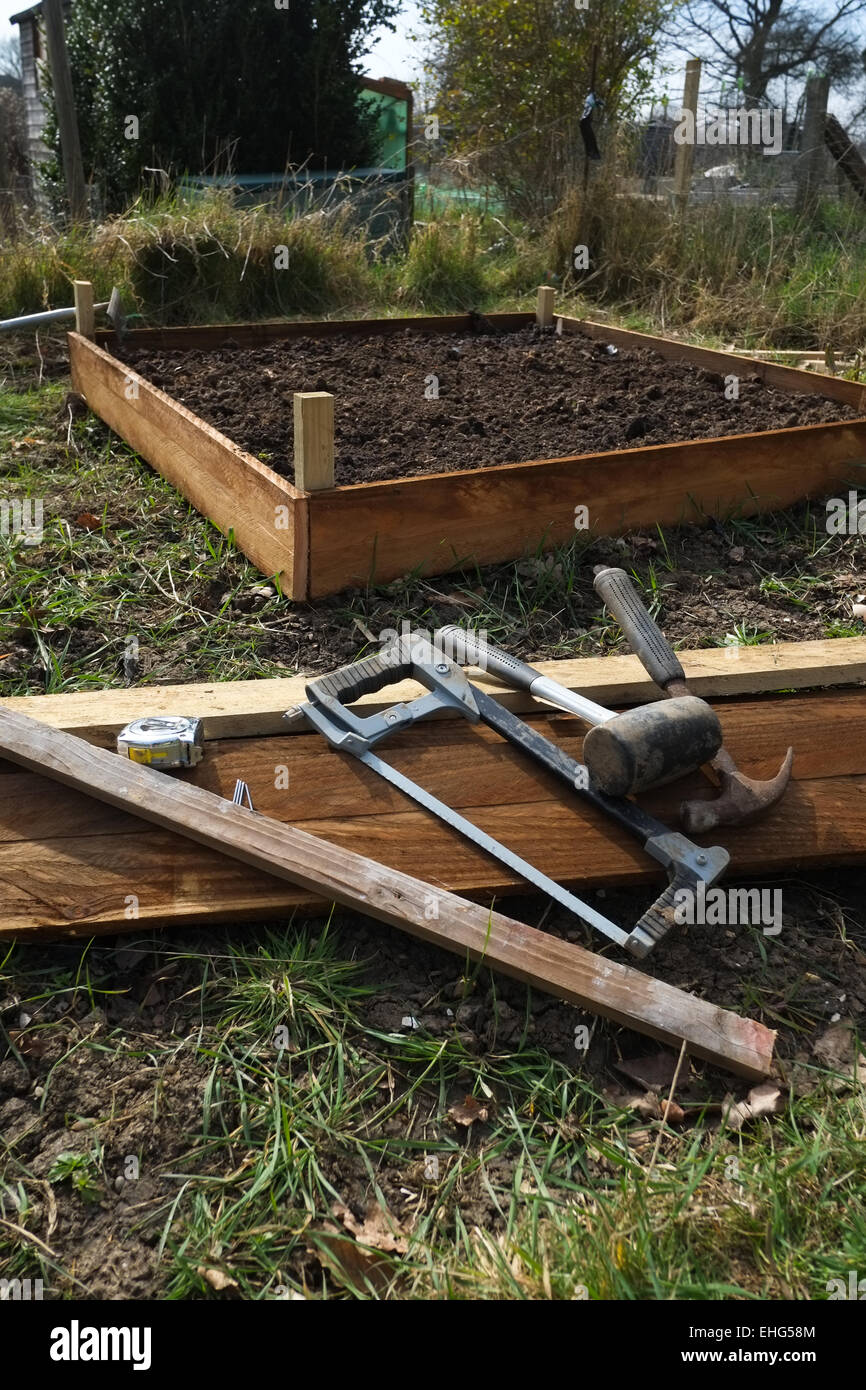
[583,695,723,797]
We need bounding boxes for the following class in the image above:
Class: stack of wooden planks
[3,637,865,1080]
[2,638,864,938]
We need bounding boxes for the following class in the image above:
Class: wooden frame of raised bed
[68,288,866,600]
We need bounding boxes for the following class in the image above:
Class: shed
[10,1,61,175]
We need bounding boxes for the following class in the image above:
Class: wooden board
[1,690,863,940]
[560,316,866,412]
[0,704,776,1080]
[93,311,536,354]
[307,421,866,594]
[3,638,865,746]
[68,333,309,598]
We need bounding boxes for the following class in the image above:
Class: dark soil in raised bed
[120,324,860,486]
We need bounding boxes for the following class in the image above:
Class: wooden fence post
[73,280,95,339]
[796,75,831,212]
[293,392,335,492]
[674,59,702,210]
[42,0,88,222]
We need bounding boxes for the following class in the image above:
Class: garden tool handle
[437,625,539,691]
[593,567,685,691]
[438,624,615,726]
[306,649,416,707]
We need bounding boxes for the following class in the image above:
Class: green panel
[360,88,408,172]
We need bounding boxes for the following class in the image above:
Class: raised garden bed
[69,294,866,599]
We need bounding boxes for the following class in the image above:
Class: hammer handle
[593,568,685,691]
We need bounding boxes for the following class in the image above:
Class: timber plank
[76,312,866,598]
[93,312,535,354]
[307,422,866,594]
[68,333,308,598]
[0,705,776,1079]
[3,640,865,745]
[560,316,866,412]
[0,690,863,843]
[1,774,863,937]
[1,691,864,938]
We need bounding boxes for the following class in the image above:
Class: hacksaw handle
[306,649,416,706]
[593,568,685,691]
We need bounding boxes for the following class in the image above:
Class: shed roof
[11,2,70,23]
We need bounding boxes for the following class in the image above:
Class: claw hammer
[593,567,794,833]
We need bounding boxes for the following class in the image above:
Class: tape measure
[117,716,204,769]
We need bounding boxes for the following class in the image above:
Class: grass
[4,179,866,347]
[2,923,864,1300]
[551,181,866,348]
[0,188,548,326]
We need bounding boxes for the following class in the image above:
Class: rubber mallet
[437,625,722,798]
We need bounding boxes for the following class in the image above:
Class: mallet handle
[437,625,613,726]
[593,568,685,690]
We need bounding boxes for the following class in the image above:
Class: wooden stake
[0,98,16,236]
[0,704,775,1079]
[674,59,701,210]
[293,391,335,492]
[536,285,555,327]
[42,0,88,223]
[796,75,831,212]
[73,281,95,339]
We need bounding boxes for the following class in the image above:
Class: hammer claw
[680,746,794,835]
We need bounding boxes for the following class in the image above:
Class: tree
[43,0,401,210]
[0,35,23,81]
[670,1,866,106]
[419,0,676,219]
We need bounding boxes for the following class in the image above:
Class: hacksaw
[296,635,729,958]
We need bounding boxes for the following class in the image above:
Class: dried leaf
[75,512,102,531]
[745,1082,782,1118]
[722,1083,783,1131]
[616,1052,680,1091]
[813,1020,866,1083]
[311,1203,407,1294]
[448,1094,489,1126]
[197,1266,238,1292]
[720,1096,749,1131]
[604,1086,667,1119]
[626,1090,663,1119]
[331,1202,407,1255]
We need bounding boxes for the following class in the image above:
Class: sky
[2,1,856,120]
[1,0,21,44]
[364,0,425,82]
